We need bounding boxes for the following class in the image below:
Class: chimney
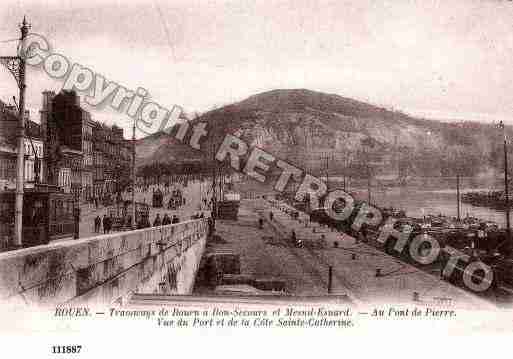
[42,90,55,112]
[40,90,55,139]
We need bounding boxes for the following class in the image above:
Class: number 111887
[51,345,82,354]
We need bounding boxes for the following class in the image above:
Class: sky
[1,0,513,137]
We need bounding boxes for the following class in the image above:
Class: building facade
[92,123,130,200]
[23,136,44,184]
[40,90,130,202]
[81,112,94,200]
[1,101,44,190]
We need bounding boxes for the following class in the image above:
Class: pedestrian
[162,213,171,225]
[94,215,101,233]
[102,214,108,234]
[208,217,214,236]
[153,213,162,227]
[269,211,274,221]
[258,217,264,229]
[107,215,113,233]
[172,215,179,224]
[105,215,111,233]
[291,230,297,245]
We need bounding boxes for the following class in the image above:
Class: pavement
[263,198,496,309]
[199,198,495,310]
[75,187,495,309]
[197,203,333,296]
[78,180,211,239]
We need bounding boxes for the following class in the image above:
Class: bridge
[0,219,208,306]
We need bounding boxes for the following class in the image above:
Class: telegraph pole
[322,153,330,191]
[367,168,371,204]
[365,146,371,205]
[15,17,28,247]
[1,17,29,247]
[502,121,511,241]
[343,157,348,192]
[131,121,136,229]
[456,173,461,222]
[211,139,217,229]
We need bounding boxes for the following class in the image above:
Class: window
[51,200,56,221]
[0,200,13,224]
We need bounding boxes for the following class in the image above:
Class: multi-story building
[92,123,130,200]
[81,112,94,200]
[40,90,100,201]
[40,90,84,199]
[1,101,44,190]
[23,120,44,185]
[40,90,130,202]
[0,100,18,190]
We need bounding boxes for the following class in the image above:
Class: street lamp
[0,17,30,247]
[498,121,511,241]
[361,138,374,204]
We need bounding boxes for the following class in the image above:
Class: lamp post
[321,153,331,191]
[115,164,120,216]
[0,17,30,247]
[456,173,461,222]
[499,121,511,241]
[131,121,136,229]
[362,141,373,205]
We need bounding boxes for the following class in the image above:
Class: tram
[0,185,77,250]
[167,189,184,210]
[152,189,163,208]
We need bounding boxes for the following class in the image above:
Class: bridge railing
[0,219,208,307]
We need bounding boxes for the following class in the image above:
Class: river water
[350,187,510,228]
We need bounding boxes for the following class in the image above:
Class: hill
[135,89,508,181]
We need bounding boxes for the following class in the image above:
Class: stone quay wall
[0,219,208,307]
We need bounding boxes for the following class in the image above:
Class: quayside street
[188,197,495,309]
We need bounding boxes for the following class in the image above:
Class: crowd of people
[152,212,206,227]
[93,214,113,234]
[152,213,180,226]
[87,176,215,235]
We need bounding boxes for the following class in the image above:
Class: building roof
[1,98,41,140]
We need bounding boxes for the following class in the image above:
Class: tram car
[0,185,77,250]
[167,189,184,210]
[152,189,163,208]
[102,193,113,207]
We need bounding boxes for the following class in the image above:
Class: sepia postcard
[1,0,513,357]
